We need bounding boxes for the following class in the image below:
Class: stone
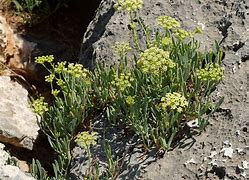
[0,76,40,150]
[0,143,9,166]
[0,165,35,180]
[0,15,36,68]
[0,143,35,180]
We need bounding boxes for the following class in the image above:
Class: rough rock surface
[0,14,36,68]
[0,143,35,180]
[78,0,249,179]
[0,76,40,150]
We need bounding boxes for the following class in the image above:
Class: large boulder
[0,76,40,150]
[79,0,248,69]
[78,0,249,179]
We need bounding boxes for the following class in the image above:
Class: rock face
[0,76,40,150]
[78,0,249,179]
[0,14,36,68]
[0,143,35,180]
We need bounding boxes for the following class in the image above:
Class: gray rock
[78,0,249,179]
[0,76,40,150]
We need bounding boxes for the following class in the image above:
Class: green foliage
[104,141,120,179]
[32,58,93,179]
[11,0,72,24]
[31,159,49,180]
[30,0,225,179]
[12,0,42,13]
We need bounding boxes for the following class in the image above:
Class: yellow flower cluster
[111,72,134,91]
[157,16,195,40]
[126,95,135,105]
[45,73,55,83]
[45,62,89,83]
[113,42,132,57]
[56,79,66,89]
[114,0,143,12]
[196,63,224,82]
[137,47,175,75]
[157,16,180,30]
[173,28,193,40]
[67,63,89,78]
[54,61,67,74]
[51,89,60,97]
[75,131,98,150]
[161,92,188,113]
[32,97,49,116]
[35,55,54,64]
[161,37,172,46]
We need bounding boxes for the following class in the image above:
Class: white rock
[235,130,240,136]
[0,142,35,179]
[220,147,233,158]
[223,140,230,145]
[208,150,218,158]
[0,143,9,166]
[208,159,218,166]
[187,119,199,128]
[236,148,244,154]
[241,171,247,177]
[0,76,40,150]
[242,161,248,169]
[0,165,35,180]
[184,158,197,165]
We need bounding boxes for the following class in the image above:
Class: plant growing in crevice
[31,55,93,179]
[30,0,225,178]
[92,0,224,149]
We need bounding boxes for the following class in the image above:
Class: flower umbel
[196,63,224,82]
[157,16,180,30]
[113,42,132,58]
[114,0,143,13]
[32,97,49,116]
[161,92,188,113]
[51,89,60,97]
[173,28,193,40]
[161,37,172,46]
[54,61,67,74]
[137,47,175,75]
[126,96,135,105]
[45,73,55,83]
[111,72,134,91]
[75,131,98,150]
[35,55,54,64]
[67,63,89,78]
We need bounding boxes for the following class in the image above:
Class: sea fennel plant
[31,0,224,178]
[31,56,93,179]
[92,0,224,149]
